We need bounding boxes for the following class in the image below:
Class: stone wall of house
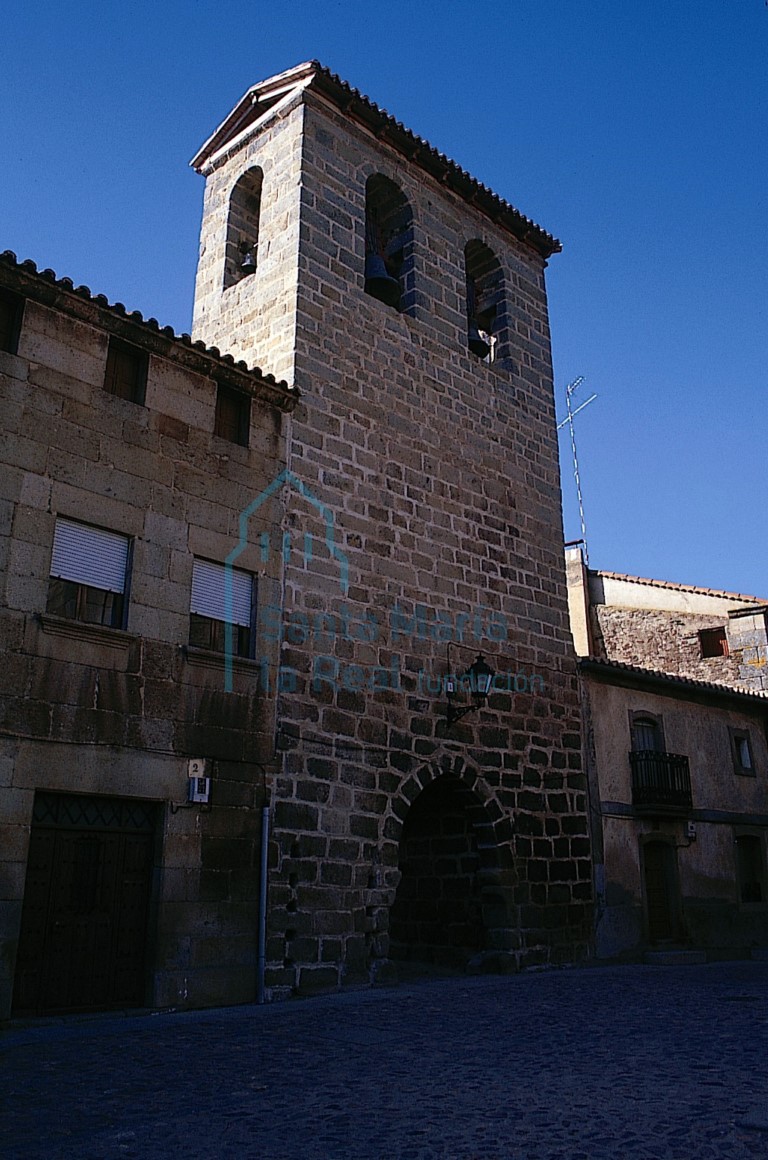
[0,259,292,1017]
[579,572,768,692]
[591,604,768,693]
[591,605,747,685]
[582,675,768,959]
[192,78,593,994]
[727,609,768,692]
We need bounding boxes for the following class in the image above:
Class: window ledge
[734,768,758,778]
[211,434,249,454]
[37,613,135,649]
[182,645,263,675]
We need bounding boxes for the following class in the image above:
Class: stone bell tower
[192,63,592,995]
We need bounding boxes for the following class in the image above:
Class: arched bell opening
[389,775,506,969]
[364,174,414,313]
[464,239,506,362]
[224,167,263,290]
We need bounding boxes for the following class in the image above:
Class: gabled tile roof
[190,61,560,259]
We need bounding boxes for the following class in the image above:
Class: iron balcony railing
[629,750,693,812]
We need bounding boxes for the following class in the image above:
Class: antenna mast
[557,375,597,565]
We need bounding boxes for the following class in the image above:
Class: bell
[364,253,401,308]
[468,321,491,359]
[240,249,256,276]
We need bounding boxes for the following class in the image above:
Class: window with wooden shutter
[214,384,250,446]
[699,627,729,658]
[189,558,254,657]
[47,518,129,628]
[103,337,147,404]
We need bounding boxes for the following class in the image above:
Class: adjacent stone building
[567,546,768,960]
[0,62,593,1018]
[0,252,296,1018]
[568,555,768,692]
[191,62,592,994]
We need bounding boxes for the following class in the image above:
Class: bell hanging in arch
[240,248,257,276]
[468,320,491,359]
[364,253,401,308]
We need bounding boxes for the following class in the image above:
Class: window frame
[103,336,148,405]
[629,711,666,753]
[730,727,756,777]
[47,517,131,631]
[188,557,256,660]
[214,383,251,447]
[699,627,729,659]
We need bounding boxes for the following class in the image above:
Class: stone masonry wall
[192,94,305,385]
[727,609,768,692]
[583,675,768,959]
[191,87,593,992]
[0,268,291,1017]
[592,605,757,688]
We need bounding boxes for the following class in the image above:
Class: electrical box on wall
[686,821,696,841]
[187,758,211,804]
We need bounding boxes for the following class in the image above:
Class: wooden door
[643,841,678,943]
[13,794,156,1015]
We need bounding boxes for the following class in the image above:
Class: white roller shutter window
[50,518,129,593]
[191,559,252,627]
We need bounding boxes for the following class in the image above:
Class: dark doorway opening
[13,792,158,1016]
[643,840,680,943]
[389,777,486,968]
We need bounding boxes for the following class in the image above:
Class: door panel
[13,795,156,1015]
[644,841,677,942]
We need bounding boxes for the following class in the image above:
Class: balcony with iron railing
[629,750,693,814]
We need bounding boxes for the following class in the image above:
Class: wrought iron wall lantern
[445,653,495,728]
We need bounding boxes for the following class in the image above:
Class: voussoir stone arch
[385,752,515,870]
[386,753,518,968]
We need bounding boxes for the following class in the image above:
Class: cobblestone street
[2,961,767,1160]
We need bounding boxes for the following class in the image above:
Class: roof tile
[580,657,768,702]
[0,249,298,407]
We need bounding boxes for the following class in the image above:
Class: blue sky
[3,1,767,596]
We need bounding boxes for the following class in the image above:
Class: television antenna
[557,375,597,564]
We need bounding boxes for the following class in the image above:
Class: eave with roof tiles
[579,657,768,709]
[591,568,768,607]
[0,249,299,413]
[190,61,561,260]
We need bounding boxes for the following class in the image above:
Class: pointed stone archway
[386,756,516,969]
